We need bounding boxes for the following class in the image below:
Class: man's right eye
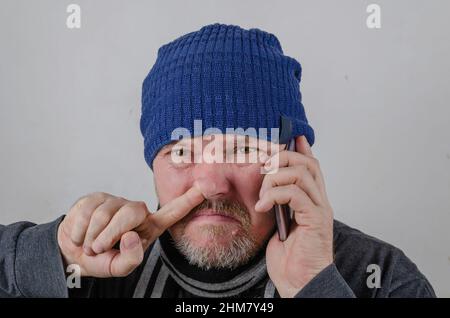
[171,148,185,157]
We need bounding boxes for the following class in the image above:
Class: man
[0,23,435,298]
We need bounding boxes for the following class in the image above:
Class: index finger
[147,186,205,237]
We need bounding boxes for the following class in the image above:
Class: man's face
[152,134,282,270]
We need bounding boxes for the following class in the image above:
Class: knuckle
[120,203,136,216]
[70,195,89,213]
[134,201,148,214]
[147,213,161,232]
[70,233,82,245]
[122,202,148,221]
[71,238,83,247]
[77,207,93,225]
[111,196,127,206]
[83,191,110,202]
[90,191,109,201]
[115,195,128,201]
[69,230,85,245]
[72,192,109,212]
[77,195,90,206]
[92,208,111,225]
[129,201,147,212]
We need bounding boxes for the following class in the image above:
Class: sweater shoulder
[333,219,399,252]
[333,219,411,265]
[332,219,434,297]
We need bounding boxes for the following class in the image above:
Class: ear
[295,135,313,157]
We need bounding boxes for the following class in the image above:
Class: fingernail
[124,236,139,249]
[255,200,262,211]
[91,242,103,254]
[194,179,216,199]
[259,185,266,199]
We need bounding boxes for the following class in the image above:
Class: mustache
[187,199,250,225]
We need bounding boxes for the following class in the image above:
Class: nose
[192,163,232,200]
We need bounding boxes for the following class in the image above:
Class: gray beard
[173,224,259,270]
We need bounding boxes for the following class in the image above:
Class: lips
[191,208,240,223]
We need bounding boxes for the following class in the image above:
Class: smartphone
[273,116,295,241]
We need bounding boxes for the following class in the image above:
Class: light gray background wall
[1,0,449,296]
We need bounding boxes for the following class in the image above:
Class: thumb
[266,232,286,277]
[109,231,144,277]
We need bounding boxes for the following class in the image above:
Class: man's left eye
[236,146,258,154]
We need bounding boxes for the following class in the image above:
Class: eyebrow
[160,140,179,151]
[161,135,261,151]
[161,138,194,150]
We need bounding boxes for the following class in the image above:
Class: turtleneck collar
[157,230,270,297]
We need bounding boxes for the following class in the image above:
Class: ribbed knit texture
[140,23,315,169]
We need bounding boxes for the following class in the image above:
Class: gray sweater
[0,216,436,298]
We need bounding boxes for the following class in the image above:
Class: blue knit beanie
[140,23,314,169]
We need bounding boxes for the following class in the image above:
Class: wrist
[278,261,335,298]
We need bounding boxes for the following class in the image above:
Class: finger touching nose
[193,173,231,200]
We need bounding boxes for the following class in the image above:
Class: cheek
[248,204,276,240]
[232,164,264,206]
[153,161,192,205]
[232,165,275,238]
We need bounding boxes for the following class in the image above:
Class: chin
[170,218,260,270]
[183,222,240,248]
